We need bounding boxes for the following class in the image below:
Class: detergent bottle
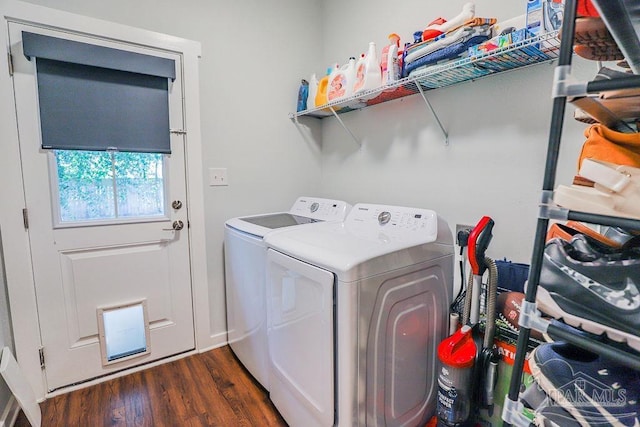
[381,33,401,84]
[353,42,382,95]
[307,73,319,109]
[315,67,333,107]
[328,57,356,103]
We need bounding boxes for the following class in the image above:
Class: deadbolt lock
[172,200,183,210]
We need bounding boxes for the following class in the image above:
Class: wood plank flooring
[14,346,287,427]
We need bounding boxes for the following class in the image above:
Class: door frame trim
[0,0,212,399]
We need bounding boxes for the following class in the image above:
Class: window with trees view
[54,150,165,223]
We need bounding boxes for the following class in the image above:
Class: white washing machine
[224,197,351,391]
[264,203,454,427]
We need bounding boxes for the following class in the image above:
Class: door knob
[172,200,183,210]
[163,220,184,231]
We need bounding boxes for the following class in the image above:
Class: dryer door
[266,248,335,427]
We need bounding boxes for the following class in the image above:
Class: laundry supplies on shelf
[315,72,330,108]
[421,2,476,43]
[380,33,401,84]
[353,42,382,96]
[328,57,357,102]
[307,73,318,109]
[291,2,561,119]
[403,18,496,78]
[296,79,308,112]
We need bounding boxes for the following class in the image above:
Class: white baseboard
[0,396,20,427]
[198,331,228,354]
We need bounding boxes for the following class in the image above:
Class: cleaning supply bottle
[353,42,382,95]
[381,33,401,85]
[315,67,333,107]
[328,57,356,102]
[307,73,318,109]
[296,79,309,112]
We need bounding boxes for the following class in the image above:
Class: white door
[8,23,195,391]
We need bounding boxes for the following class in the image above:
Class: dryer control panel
[346,203,439,243]
[289,197,352,222]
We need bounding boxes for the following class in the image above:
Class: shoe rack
[502,0,640,426]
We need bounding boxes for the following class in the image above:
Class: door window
[53,150,166,225]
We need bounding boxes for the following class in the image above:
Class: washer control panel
[289,197,352,221]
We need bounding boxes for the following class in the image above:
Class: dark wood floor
[15,346,287,426]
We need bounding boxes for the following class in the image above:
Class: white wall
[19,0,325,343]
[317,0,599,263]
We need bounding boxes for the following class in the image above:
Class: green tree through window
[55,150,165,222]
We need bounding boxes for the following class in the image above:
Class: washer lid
[238,213,317,229]
[265,203,453,281]
[225,196,352,238]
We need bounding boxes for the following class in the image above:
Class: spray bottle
[380,33,401,85]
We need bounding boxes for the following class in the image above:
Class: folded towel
[404,24,493,66]
[404,34,491,77]
[404,18,497,64]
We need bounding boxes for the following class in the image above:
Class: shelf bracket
[328,107,360,147]
[416,84,449,145]
[538,190,569,221]
[518,300,550,334]
[552,65,588,99]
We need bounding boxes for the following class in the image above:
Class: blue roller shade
[22,31,175,154]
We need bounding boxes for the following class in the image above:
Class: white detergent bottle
[354,42,382,95]
[328,57,356,103]
[307,73,318,109]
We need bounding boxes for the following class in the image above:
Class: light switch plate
[209,168,228,186]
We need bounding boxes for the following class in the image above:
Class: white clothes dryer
[224,197,351,390]
[264,203,454,427]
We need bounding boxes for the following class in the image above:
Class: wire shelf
[292,31,560,119]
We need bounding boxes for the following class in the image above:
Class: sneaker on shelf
[521,379,583,427]
[553,159,640,221]
[529,342,640,427]
[542,318,605,344]
[594,67,640,100]
[604,226,640,248]
[535,402,582,427]
[536,236,640,351]
[546,220,622,250]
[573,108,598,125]
[521,380,551,410]
[572,18,624,62]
